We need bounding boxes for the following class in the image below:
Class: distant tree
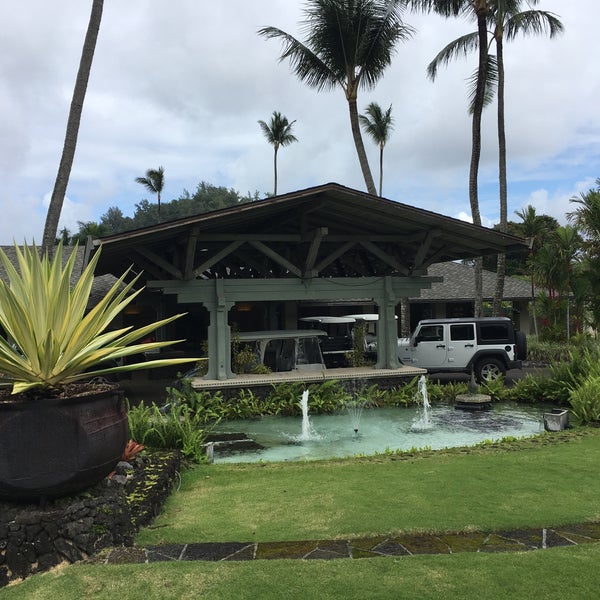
[42,0,104,253]
[57,227,72,246]
[99,206,134,235]
[135,166,165,223]
[70,220,109,245]
[515,204,560,337]
[259,0,414,196]
[258,111,298,196]
[567,178,600,332]
[359,102,394,196]
[86,183,260,237]
[567,178,600,243]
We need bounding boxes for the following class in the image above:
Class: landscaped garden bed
[0,450,180,587]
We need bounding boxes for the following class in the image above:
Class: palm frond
[467,54,498,114]
[258,26,339,91]
[427,31,479,80]
[504,10,564,41]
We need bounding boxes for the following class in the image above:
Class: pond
[210,402,546,464]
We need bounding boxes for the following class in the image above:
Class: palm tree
[258,111,298,196]
[567,178,600,241]
[567,179,600,332]
[531,226,580,339]
[422,1,562,314]
[409,0,492,315]
[515,204,554,337]
[492,1,562,314]
[259,0,414,196]
[42,0,104,254]
[359,102,394,196]
[136,166,165,223]
[70,220,110,245]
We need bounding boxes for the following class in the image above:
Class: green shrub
[503,373,545,403]
[127,400,212,463]
[479,376,506,401]
[568,375,600,424]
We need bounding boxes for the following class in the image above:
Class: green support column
[375,277,401,369]
[204,280,234,380]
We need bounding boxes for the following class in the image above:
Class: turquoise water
[211,403,546,464]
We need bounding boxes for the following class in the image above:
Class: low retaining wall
[0,450,180,587]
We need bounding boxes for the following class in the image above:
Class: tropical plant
[126,400,212,463]
[0,242,197,396]
[258,111,298,195]
[530,225,581,339]
[135,166,165,223]
[70,220,110,244]
[567,178,600,331]
[568,375,600,425]
[515,204,555,336]
[359,102,394,196]
[259,0,414,196]
[42,0,104,253]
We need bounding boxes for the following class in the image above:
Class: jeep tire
[475,357,505,383]
[515,330,527,361]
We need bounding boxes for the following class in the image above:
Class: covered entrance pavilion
[90,183,527,384]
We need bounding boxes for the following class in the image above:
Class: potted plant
[0,243,198,501]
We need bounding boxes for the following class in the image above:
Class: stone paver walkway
[100,522,600,564]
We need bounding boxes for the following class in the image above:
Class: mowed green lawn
[5,429,600,600]
[137,429,600,545]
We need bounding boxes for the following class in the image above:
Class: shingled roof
[414,261,534,301]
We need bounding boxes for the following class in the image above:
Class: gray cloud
[0,1,597,243]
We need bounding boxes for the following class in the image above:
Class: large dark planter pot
[0,385,128,502]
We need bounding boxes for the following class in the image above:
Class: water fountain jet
[345,397,368,434]
[411,375,432,431]
[298,389,317,441]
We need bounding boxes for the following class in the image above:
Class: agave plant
[0,243,197,395]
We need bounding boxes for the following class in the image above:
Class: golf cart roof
[237,329,328,341]
[299,316,356,324]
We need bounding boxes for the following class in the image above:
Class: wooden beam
[183,227,199,279]
[312,241,355,273]
[232,249,271,276]
[248,240,301,277]
[413,229,442,271]
[192,240,244,278]
[135,247,183,279]
[303,227,327,277]
[359,241,409,276]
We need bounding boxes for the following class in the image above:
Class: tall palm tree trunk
[469,4,488,317]
[348,95,377,196]
[493,34,507,316]
[378,144,384,197]
[42,0,104,253]
[273,144,279,196]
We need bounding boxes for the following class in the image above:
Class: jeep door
[411,324,447,367]
[447,323,476,366]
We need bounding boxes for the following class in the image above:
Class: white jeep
[398,317,527,382]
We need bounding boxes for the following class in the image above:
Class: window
[450,324,474,341]
[479,323,510,343]
[418,325,444,342]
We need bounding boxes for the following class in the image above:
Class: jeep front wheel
[475,358,505,383]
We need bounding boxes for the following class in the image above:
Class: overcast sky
[1,1,598,244]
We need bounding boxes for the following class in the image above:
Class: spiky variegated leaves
[0,243,198,395]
